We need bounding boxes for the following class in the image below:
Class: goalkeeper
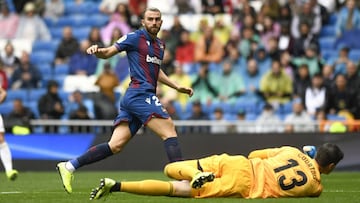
[90,143,343,199]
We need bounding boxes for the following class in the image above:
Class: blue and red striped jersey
[114,29,165,93]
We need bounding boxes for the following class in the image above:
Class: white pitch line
[324,190,360,193]
[0,191,23,194]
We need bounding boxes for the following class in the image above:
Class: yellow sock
[121,180,173,196]
[164,160,200,180]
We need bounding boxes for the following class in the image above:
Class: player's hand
[86,45,99,54]
[177,87,193,97]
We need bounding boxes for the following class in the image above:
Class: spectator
[253,46,272,74]
[325,74,359,118]
[201,0,224,15]
[170,16,186,46]
[335,0,360,37]
[161,63,191,109]
[100,3,131,45]
[315,108,331,132]
[15,2,51,41]
[109,27,123,45]
[212,60,245,104]
[190,17,208,42]
[159,29,177,59]
[278,5,292,27]
[331,46,351,75]
[291,1,322,39]
[88,27,105,48]
[259,16,281,51]
[66,90,95,119]
[255,103,283,133]
[190,62,217,104]
[10,51,42,89]
[95,62,119,104]
[68,40,98,76]
[284,99,316,133]
[305,73,327,116]
[292,64,311,104]
[0,61,8,90]
[318,0,336,13]
[310,0,329,25]
[280,51,295,80]
[235,109,254,133]
[0,3,19,39]
[213,16,231,46]
[55,26,79,65]
[345,61,360,90]
[1,42,20,79]
[43,0,64,21]
[5,98,35,134]
[99,0,128,15]
[278,22,295,53]
[242,59,262,102]
[259,0,281,20]
[187,101,209,133]
[322,64,335,88]
[238,27,260,59]
[260,60,292,107]
[69,105,92,133]
[175,30,195,70]
[267,37,281,61]
[194,26,224,63]
[175,0,195,14]
[38,80,65,132]
[292,43,324,77]
[292,22,319,57]
[210,108,227,134]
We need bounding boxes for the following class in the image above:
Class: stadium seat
[327,114,346,121]
[24,101,40,118]
[320,25,335,37]
[328,14,337,26]
[245,113,258,121]
[5,89,29,102]
[50,27,64,40]
[36,63,53,77]
[319,37,336,51]
[28,88,47,102]
[349,50,360,61]
[0,101,13,115]
[64,1,97,15]
[59,15,92,27]
[32,40,60,52]
[234,101,257,114]
[88,14,109,27]
[72,26,91,41]
[30,51,55,64]
[280,102,293,115]
[54,64,70,75]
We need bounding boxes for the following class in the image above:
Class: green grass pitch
[0,171,359,203]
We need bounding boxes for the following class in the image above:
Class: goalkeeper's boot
[89,178,116,200]
[56,162,74,193]
[190,172,215,189]
[6,169,18,181]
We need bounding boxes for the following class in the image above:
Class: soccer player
[89,143,343,199]
[0,86,18,180]
[56,7,193,193]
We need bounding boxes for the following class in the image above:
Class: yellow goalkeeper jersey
[248,146,323,198]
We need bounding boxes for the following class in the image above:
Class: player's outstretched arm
[158,69,193,97]
[0,86,7,104]
[86,45,118,59]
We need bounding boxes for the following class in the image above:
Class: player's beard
[145,25,160,36]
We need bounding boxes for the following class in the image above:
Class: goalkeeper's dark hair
[315,143,344,167]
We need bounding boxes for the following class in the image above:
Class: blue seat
[328,14,337,26]
[30,51,55,64]
[54,64,69,75]
[234,101,257,114]
[32,40,59,52]
[280,102,293,115]
[24,101,40,118]
[0,101,13,115]
[319,37,336,51]
[5,89,29,102]
[37,63,53,77]
[245,113,258,121]
[50,27,64,40]
[72,26,91,41]
[28,88,47,102]
[320,25,335,37]
[349,50,360,61]
[327,114,346,121]
[60,14,92,27]
[88,14,109,27]
[65,2,97,15]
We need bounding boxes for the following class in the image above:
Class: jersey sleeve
[248,148,281,159]
[114,32,137,52]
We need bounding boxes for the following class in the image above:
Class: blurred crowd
[0,0,360,134]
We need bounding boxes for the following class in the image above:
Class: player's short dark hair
[315,143,344,167]
[141,7,161,19]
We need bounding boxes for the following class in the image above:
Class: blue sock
[70,143,113,169]
[163,137,183,163]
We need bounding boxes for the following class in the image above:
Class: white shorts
[0,114,5,133]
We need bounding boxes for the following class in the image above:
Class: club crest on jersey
[146,55,162,65]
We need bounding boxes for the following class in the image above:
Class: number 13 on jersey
[274,159,308,190]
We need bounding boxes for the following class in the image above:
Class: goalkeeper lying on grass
[90,143,343,200]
